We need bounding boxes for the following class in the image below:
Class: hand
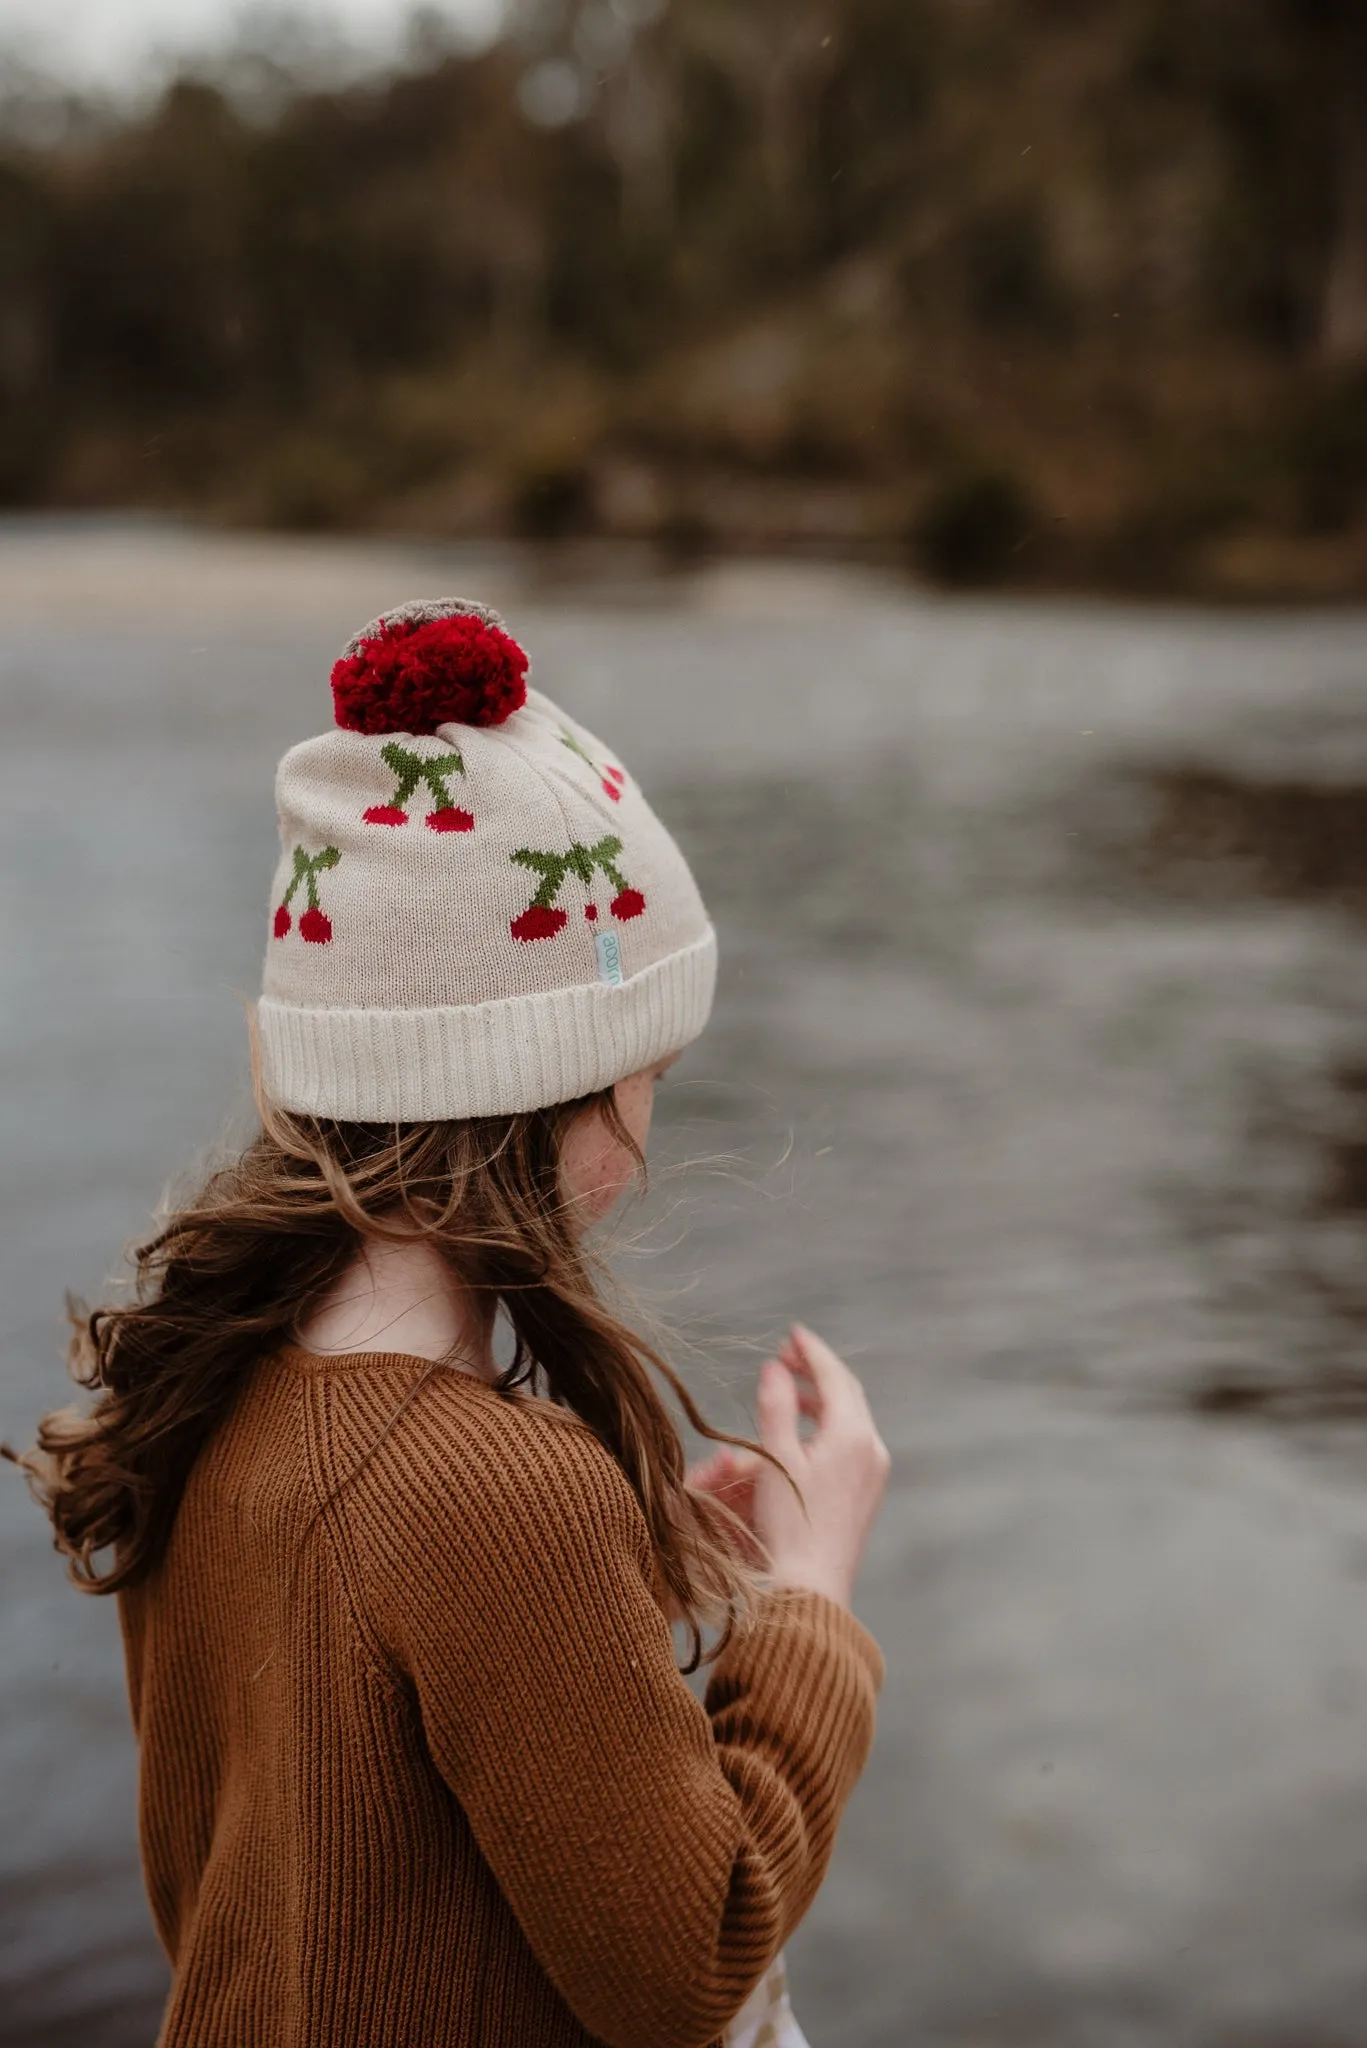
[686,1445,766,1566]
[750,1324,890,1610]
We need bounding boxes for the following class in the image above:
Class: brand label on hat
[594,927,624,987]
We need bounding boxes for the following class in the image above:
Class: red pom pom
[331,613,529,736]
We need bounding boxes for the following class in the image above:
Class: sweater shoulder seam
[298,1372,406,1688]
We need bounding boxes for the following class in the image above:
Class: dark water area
[5,524,1367,2047]
[1139,768,1367,909]
[1081,760,1367,1424]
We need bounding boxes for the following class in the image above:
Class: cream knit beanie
[256,598,716,1121]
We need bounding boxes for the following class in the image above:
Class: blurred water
[4,521,1367,2048]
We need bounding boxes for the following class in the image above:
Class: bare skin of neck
[294,1059,675,1382]
[296,1238,498,1380]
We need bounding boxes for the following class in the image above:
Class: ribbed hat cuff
[256,930,717,1121]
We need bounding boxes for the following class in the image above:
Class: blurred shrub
[253,436,370,530]
[960,202,1073,339]
[510,456,594,538]
[1282,373,1367,536]
[656,498,715,563]
[914,470,1033,587]
[1100,484,1253,593]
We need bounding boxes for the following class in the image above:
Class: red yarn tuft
[332,613,529,736]
[511,904,569,943]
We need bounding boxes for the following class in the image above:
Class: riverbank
[7,7,1367,607]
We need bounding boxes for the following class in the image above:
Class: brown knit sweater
[119,1344,884,2048]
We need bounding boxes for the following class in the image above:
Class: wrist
[765,1565,852,1610]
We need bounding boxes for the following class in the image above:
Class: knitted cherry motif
[509,835,646,942]
[274,845,341,944]
[513,904,569,942]
[364,741,473,832]
[561,729,627,803]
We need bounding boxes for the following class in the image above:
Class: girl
[14,598,889,2048]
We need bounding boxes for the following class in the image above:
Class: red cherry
[602,779,621,801]
[511,904,569,942]
[611,888,645,920]
[605,766,625,785]
[299,907,333,944]
[584,903,598,922]
[273,905,291,938]
[364,804,408,826]
[426,807,475,833]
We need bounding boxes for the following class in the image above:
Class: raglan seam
[298,1372,407,1689]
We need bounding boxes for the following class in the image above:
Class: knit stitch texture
[119,1347,884,2048]
[257,599,717,1121]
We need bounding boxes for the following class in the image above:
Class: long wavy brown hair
[8,1082,762,1663]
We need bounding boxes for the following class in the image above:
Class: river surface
[4,521,1367,2047]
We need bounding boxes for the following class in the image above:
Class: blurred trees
[2,0,1366,592]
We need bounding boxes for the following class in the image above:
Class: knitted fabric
[119,1346,884,2048]
[258,598,717,1121]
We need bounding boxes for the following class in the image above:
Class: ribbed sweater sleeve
[331,1377,883,2048]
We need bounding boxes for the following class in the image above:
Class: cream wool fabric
[258,603,716,1120]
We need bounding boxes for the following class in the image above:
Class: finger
[777,1333,817,1381]
[778,1327,851,1399]
[778,1369,823,1422]
[706,1451,762,1499]
[787,1323,860,1421]
[712,1482,765,1564]
[755,1358,803,1469]
[777,1337,825,1410]
[721,1449,762,1480]
[714,1468,759,1520]
[686,1449,738,1494]
[793,1322,875,1420]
